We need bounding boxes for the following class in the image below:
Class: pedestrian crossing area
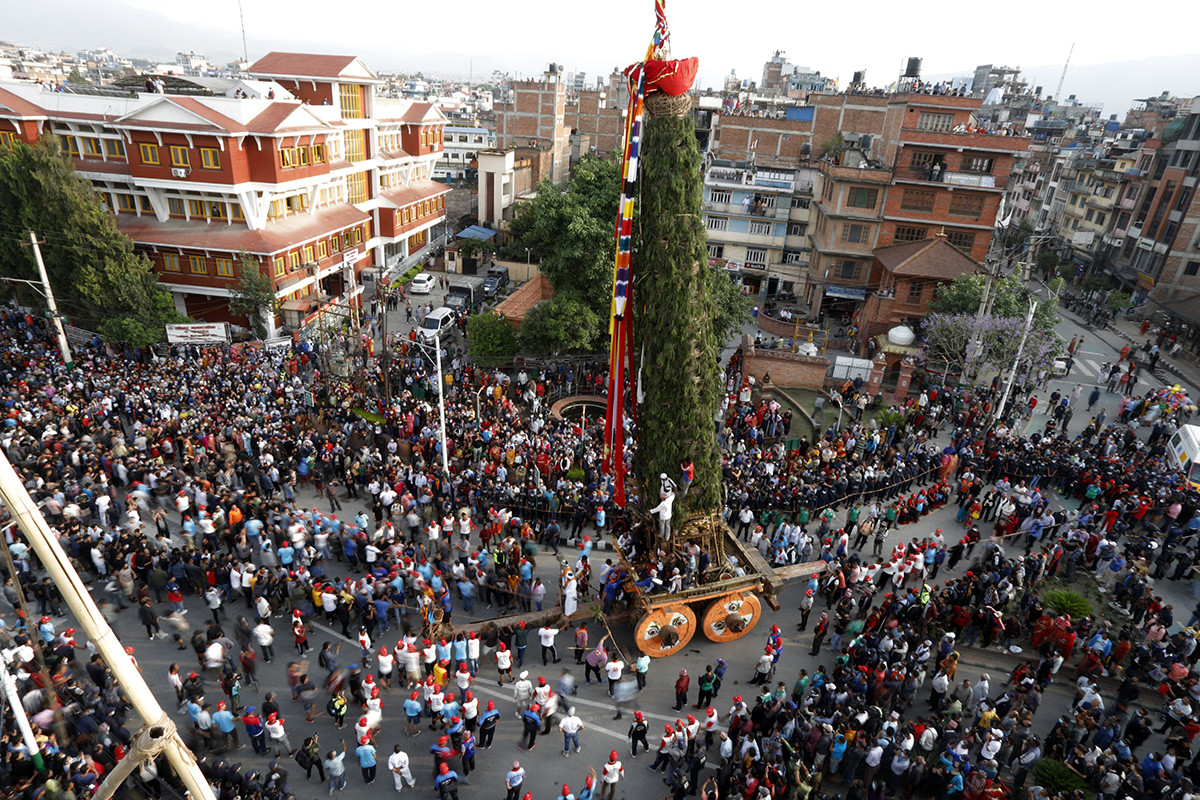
[1058,357,1107,382]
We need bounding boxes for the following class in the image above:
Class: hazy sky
[9,0,1200,115]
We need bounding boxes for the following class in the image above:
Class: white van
[418,306,456,345]
[1168,424,1200,489]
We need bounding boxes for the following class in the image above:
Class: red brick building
[0,52,448,338]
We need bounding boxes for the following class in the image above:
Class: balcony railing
[897,167,999,188]
[704,201,790,220]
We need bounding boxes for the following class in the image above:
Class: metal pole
[0,451,217,800]
[28,231,73,370]
[995,300,1038,423]
[434,332,450,478]
[0,651,43,772]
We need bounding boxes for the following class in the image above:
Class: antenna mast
[1054,42,1074,102]
[238,0,249,63]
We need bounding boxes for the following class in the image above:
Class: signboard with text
[165,322,231,344]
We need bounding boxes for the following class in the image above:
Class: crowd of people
[2,300,1200,800]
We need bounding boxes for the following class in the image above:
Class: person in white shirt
[538,625,561,665]
[600,751,623,800]
[559,707,584,756]
[387,744,415,791]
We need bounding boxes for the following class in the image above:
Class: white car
[409,273,436,294]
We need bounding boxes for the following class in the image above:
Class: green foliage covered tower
[632,91,723,524]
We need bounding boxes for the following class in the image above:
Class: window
[280,148,297,168]
[285,195,306,212]
[0,131,17,149]
[167,197,185,216]
[909,151,936,169]
[916,112,954,132]
[948,194,984,218]
[745,248,767,266]
[960,156,994,174]
[188,199,205,217]
[289,252,301,271]
[706,216,729,232]
[847,187,878,209]
[200,148,220,169]
[784,251,807,265]
[347,171,368,204]
[208,202,226,219]
[420,129,428,147]
[1085,208,1095,223]
[269,200,285,219]
[946,231,975,250]
[82,137,101,156]
[230,204,245,221]
[1186,261,1200,277]
[841,223,869,244]
[331,236,340,253]
[788,222,808,237]
[1096,212,1106,227]
[312,144,325,163]
[215,258,235,278]
[894,225,927,243]
[116,194,135,211]
[708,244,724,259]
[298,147,310,167]
[170,146,190,168]
[138,196,152,213]
[900,189,936,212]
[273,257,286,277]
[907,282,924,304]
[709,189,731,204]
[139,143,159,165]
[339,84,365,119]
[61,136,81,157]
[104,138,125,158]
[749,221,771,236]
[161,253,181,272]
[344,130,366,163]
[832,260,861,280]
[792,197,811,210]
[303,245,314,264]
[188,256,207,275]
[318,240,328,259]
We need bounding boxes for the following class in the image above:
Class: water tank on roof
[904,58,922,79]
[887,325,916,347]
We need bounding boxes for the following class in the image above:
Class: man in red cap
[601,750,624,800]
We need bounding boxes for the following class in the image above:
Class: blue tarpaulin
[456,225,497,241]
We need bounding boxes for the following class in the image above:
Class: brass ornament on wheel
[634,604,697,657]
[702,592,763,643]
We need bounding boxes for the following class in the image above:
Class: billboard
[165,323,231,344]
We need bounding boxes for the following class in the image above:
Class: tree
[1106,290,1133,313]
[922,311,1061,382]
[467,311,518,365]
[1082,273,1114,295]
[711,269,753,344]
[632,104,723,516]
[457,236,496,271]
[1037,250,1060,272]
[928,273,1058,332]
[506,153,620,312]
[1004,219,1034,249]
[518,295,603,355]
[229,251,280,339]
[0,136,186,347]
[67,69,89,86]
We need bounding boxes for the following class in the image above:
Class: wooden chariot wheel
[700,592,763,643]
[634,604,697,657]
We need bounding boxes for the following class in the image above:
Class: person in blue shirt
[356,736,377,783]
[459,729,477,777]
[405,691,424,737]
[434,762,459,800]
[212,701,238,749]
[478,700,500,748]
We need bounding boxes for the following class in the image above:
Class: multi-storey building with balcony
[806,159,891,317]
[876,93,1030,263]
[435,124,494,181]
[702,160,818,296]
[0,51,448,337]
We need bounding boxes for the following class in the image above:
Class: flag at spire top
[652,0,670,57]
